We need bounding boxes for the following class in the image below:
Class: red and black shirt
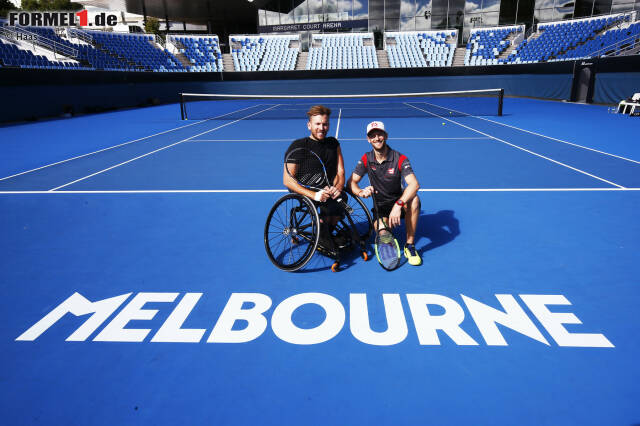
[353,146,415,204]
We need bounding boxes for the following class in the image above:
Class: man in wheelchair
[282,105,347,251]
[268,105,371,271]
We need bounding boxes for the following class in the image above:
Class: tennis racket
[285,147,353,214]
[371,190,401,271]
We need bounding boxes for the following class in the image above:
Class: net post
[180,93,186,120]
[498,89,504,116]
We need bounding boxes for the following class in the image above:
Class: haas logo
[386,168,395,175]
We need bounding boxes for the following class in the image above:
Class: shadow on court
[416,209,461,255]
[298,209,461,272]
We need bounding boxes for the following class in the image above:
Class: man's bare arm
[348,173,373,198]
[283,163,330,202]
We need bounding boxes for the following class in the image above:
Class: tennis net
[179,89,504,121]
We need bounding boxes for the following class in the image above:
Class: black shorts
[373,200,405,219]
[318,191,349,217]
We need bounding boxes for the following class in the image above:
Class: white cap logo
[366,121,387,135]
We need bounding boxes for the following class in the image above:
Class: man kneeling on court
[348,121,422,266]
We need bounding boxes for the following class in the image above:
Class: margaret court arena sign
[258,19,368,33]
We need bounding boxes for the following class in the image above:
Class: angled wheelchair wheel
[344,189,374,244]
[264,193,320,272]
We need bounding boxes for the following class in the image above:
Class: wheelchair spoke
[297,222,313,232]
[274,203,286,227]
[295,231,315,244]
[265,193,321,271]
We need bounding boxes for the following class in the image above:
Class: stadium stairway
[93,41,142,70]
[156,39,188,70]
[173,51,194,68]
[296,51,308,70]
[376,49,389,68]
[169,39,197,68]
[222,53,235,71]
[498,31,522,60]
[453,47,466,66]
[624,42,640,56]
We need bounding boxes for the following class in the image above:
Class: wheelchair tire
[344,189,374,244]
[264,193,320,272]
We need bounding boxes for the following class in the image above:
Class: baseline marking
[405,103,625,189]
[188,139,293,142]
[187,137,492,142]
[422,101,640,165]
[49,105,280,191]
[0,104,262,183]
[1,188,639,195]
[340,137,492,141]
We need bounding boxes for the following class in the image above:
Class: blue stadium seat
[306,33,378,70]
[231,34,299,72]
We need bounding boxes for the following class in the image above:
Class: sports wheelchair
[264,189,374,272]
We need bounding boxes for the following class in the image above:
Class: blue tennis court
[1,96,639,424]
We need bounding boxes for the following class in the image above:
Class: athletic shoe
[404,244,422,266]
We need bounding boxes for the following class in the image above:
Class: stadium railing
[506,12,636,64]
[465,25,524,66]
[167,34,223,72]
[0,27,80,70]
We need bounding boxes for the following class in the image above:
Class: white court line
[49,105,280,191]
[188,139,293,142]
[340,137,492,141]
[0,104,263,183]
[335,108,342,139]
[422,101,640,165]
[187,137,492,142]
[1,188,639,195]
[405,103,625,189]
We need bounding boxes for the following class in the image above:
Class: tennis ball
[442,122,445,125]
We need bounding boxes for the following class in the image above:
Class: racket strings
[377,230,394,245]
[286,150,327,189]
[300,171,324,187]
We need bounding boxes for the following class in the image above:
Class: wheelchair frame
[264,189,374,272]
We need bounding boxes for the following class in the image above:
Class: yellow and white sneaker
[404,244,422,266]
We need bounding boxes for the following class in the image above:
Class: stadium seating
[0,37,76,70]
[0,12,638,72]
[506,13,633,64]
[21,27,141,71]
[386,31,456,67]
[465,26,523,66]
[169,35,223,72]
[554,19,640,61]
[80,31,184,72]
[231,34,299,71]
[21,27,83,61]
[306,33,378,70]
